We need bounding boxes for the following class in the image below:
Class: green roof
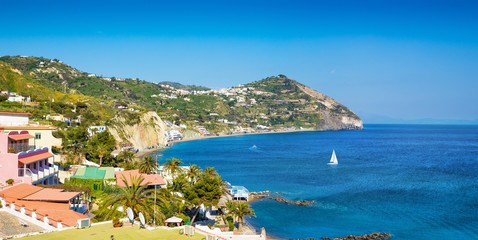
[100,167,115,179]
[71,167,115,180]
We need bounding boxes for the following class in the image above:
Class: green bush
[226,216,234,231]
[177,213,190,225]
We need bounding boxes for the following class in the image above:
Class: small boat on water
[327,149,338,165]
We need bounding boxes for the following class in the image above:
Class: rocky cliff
[246,76,363,131]
[294,82,363,130]
[107,111,169,150]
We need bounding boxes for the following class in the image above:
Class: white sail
[328,150,338,165]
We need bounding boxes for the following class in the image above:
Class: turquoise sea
[158,124,478,239]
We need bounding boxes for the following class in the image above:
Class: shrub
[177,213,190,225]
[112,218,123,228]
[226,216,234,231]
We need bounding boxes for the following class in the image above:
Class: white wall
[0,115,29,126]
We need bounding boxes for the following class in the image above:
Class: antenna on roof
[139,212,146,229]
[127,207,134,225]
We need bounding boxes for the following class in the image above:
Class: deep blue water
[158,125,478,239]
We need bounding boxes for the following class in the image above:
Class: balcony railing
[18,164,59,183]
[70,202,87,213]
[8,145,35,153]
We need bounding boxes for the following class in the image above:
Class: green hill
[0,60,116,126]
[0,56,362,132]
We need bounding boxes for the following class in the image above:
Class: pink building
[0,129,58,186]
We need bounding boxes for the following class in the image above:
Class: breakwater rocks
[249,191,315,206]
[321,232,392,240]
[249,191,271,200]
[270,195,315,206]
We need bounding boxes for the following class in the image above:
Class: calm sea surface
[158,124,478,239]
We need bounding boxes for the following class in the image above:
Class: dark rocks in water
[249,191,315,206]
[249,191,271,200]
[269,195,315,206]
[321,232,392,240]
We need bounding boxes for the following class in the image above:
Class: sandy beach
[135,127,318,158]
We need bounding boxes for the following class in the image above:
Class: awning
[19,152,54,164]
[8,134,34,141]
[165,216,183,223]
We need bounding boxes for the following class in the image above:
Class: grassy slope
[0,62,116,125]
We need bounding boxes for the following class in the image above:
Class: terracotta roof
[22,188,80,202]
[0,111,31,116]
[14,200,87,227]
[8,133,34,141]
[18,152,54,164]
[116,170,166,187]
[1,125,58,130]
[0,183,43,200]
[1,184,88,227]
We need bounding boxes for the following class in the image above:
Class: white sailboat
[327,149,338,165]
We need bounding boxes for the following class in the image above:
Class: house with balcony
[0,111,63,162]
[0,130,59,186]
[229,185,250,201]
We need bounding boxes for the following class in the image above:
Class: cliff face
[108,111,168,150]
[246,76,363,131]
[294,82,363,130]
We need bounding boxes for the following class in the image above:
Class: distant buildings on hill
[0,91,31,103]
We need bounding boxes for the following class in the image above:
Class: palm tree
[163,157,182,181]
[97,174,165,224]
[204,167,217,179]
[117,150,136,163]
[96,142,109,166]
[139,156,159,174]
[227,201,256,232]
[187,164,201,184]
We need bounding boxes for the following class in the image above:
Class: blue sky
[1,0,477,123]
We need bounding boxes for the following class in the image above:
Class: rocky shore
[321,232,392,240]
[249,191,315,206]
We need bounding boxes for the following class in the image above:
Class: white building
[0,112,30,126]
[165,130,183,141]
[87,126,106,136]
[5,92,31,103]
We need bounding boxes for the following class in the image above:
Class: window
[35,133,41,140]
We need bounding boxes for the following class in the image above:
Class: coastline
[135,128,318,158]
[140,128,318,238]
[172,127,317,146]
